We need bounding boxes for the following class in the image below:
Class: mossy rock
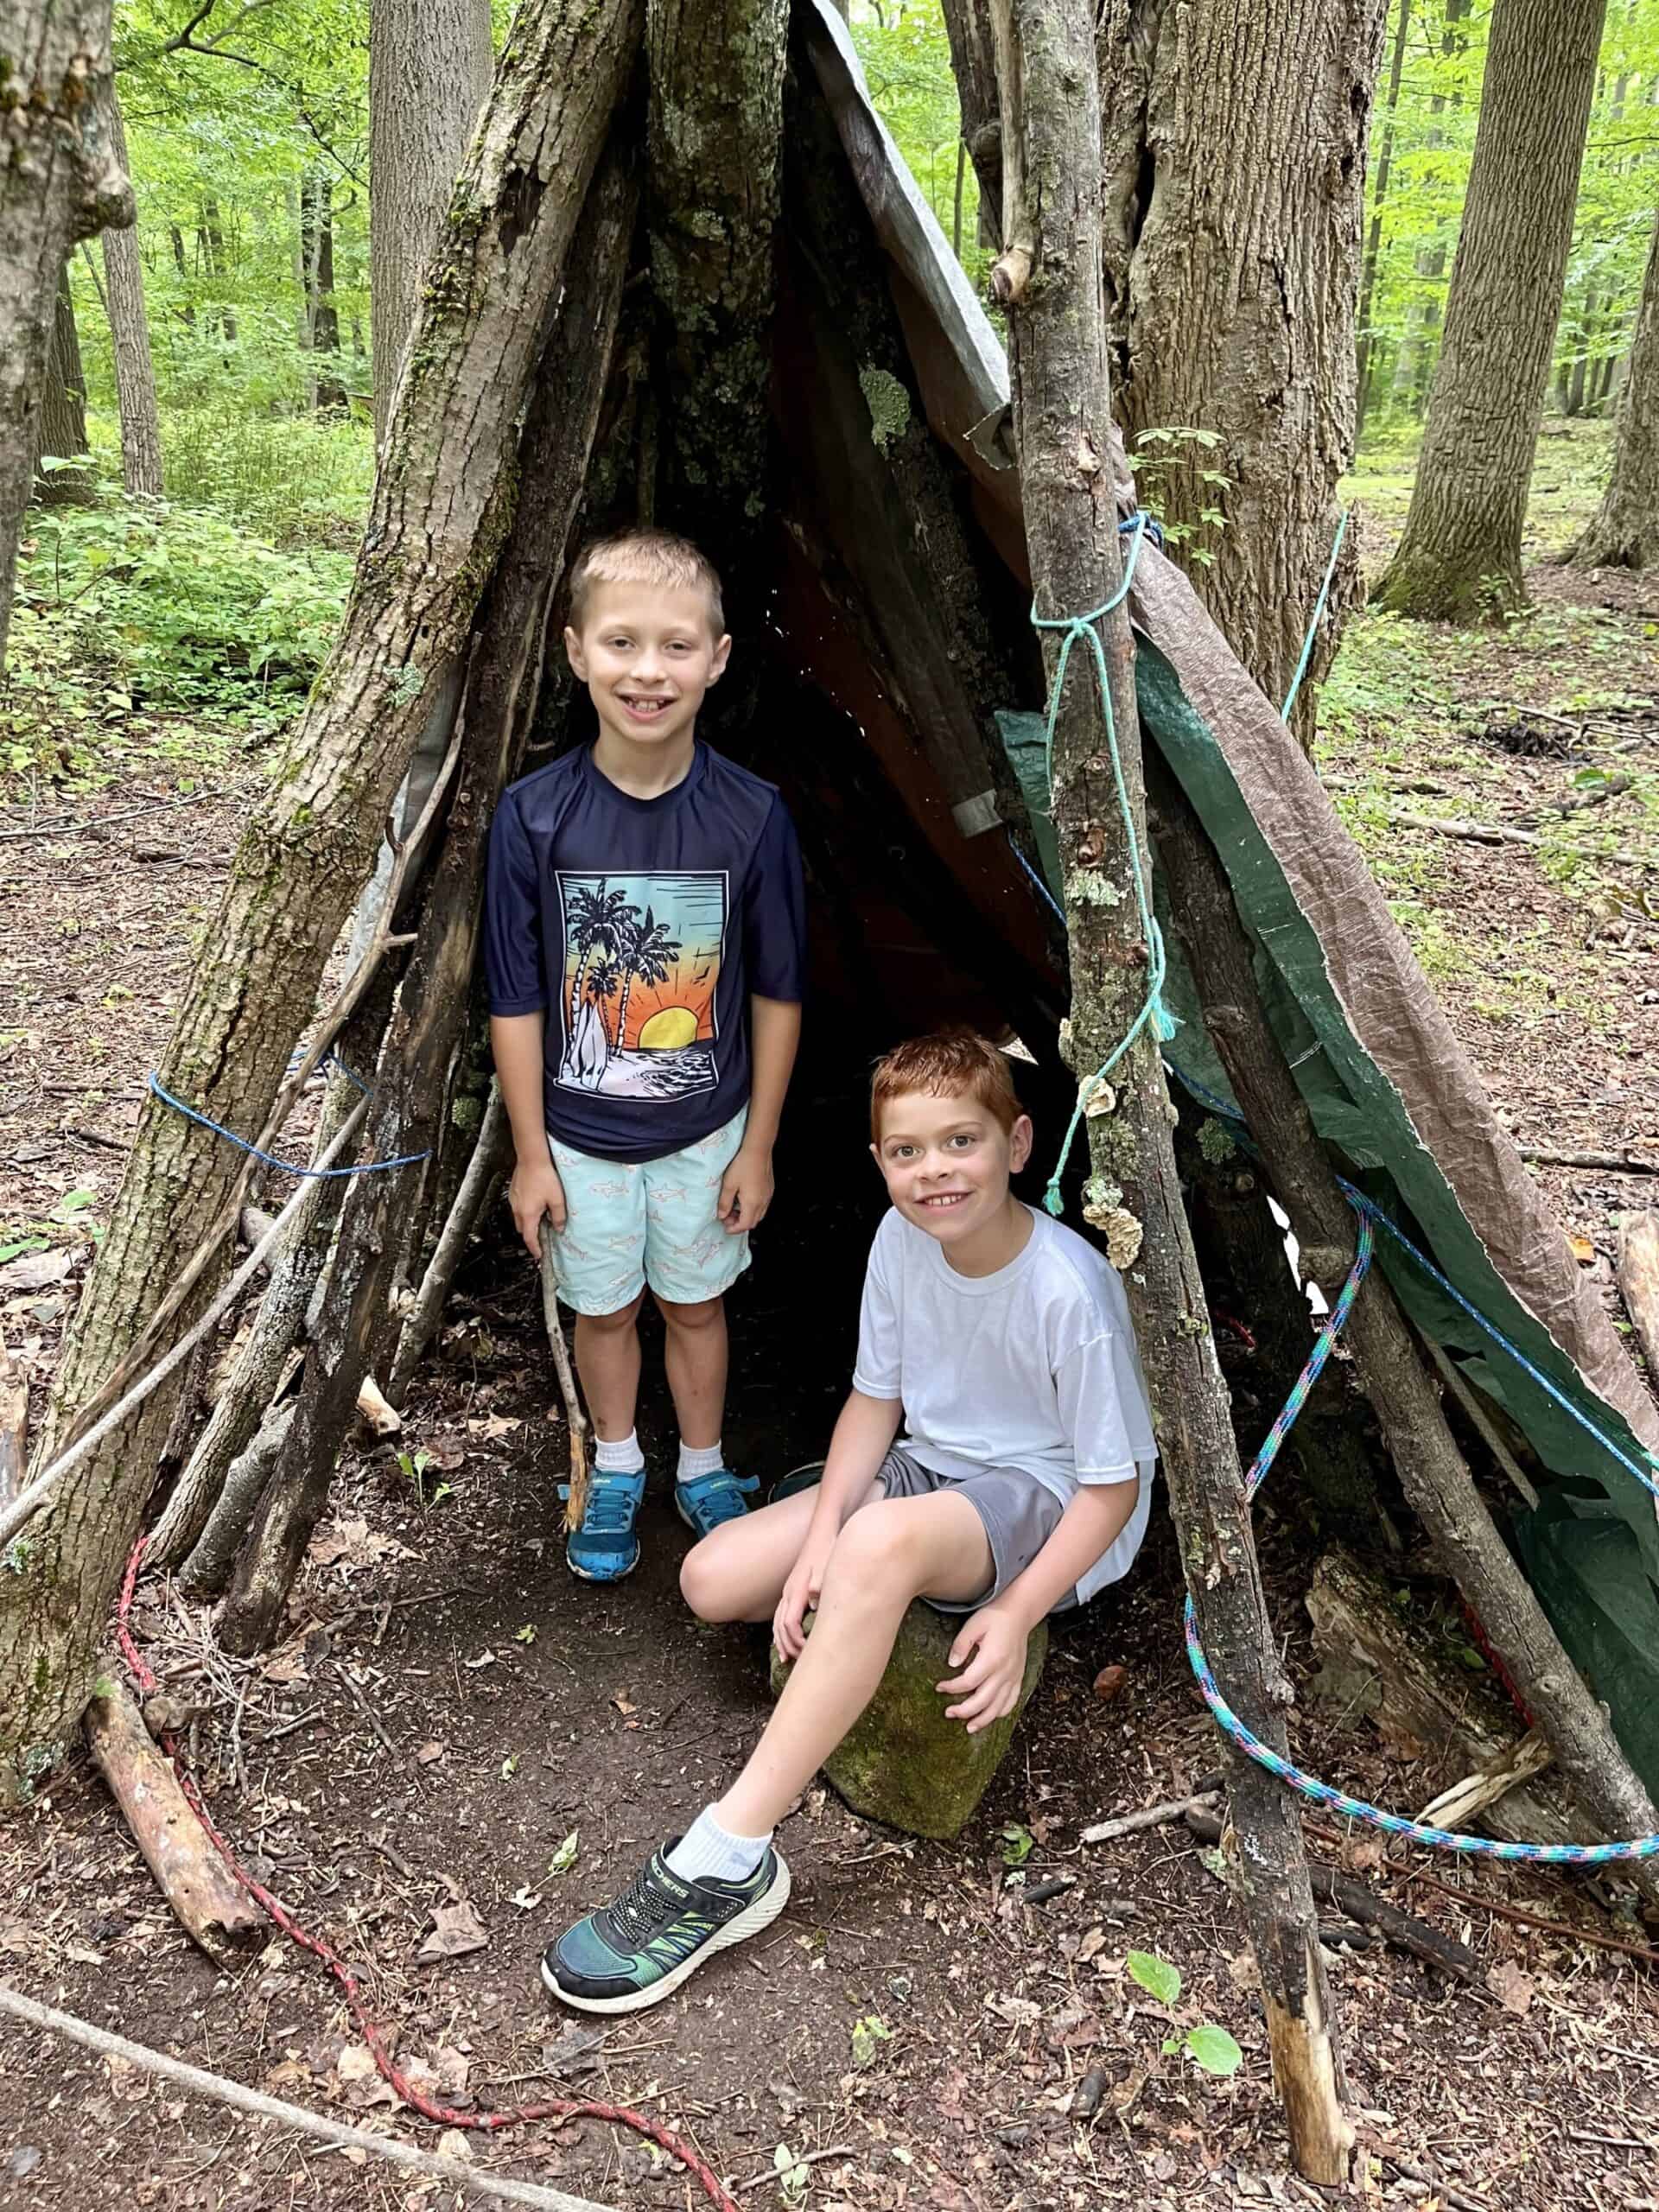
[771,1600,1047,1841]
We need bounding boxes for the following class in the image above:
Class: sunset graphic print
[554,871,727,1102]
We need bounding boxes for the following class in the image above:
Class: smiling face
[564,579,731,754]
[871,1086,1033,1255]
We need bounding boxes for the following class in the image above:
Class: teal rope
[1281,509,1349,721]
[1033,512,1178,1219]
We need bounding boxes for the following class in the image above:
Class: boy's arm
[717,995,802,1232]
[937,1481,1141,1732]
[491,1012,567,1257]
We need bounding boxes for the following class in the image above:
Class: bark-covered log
[647,0,787,591]
[1570,208,1659,572]
[995,0,1350,2178]
[1152,760,1659,1909]
[83,1677,264,1961]
[215,147,638,1656]
[1375,0,1607,619]
[98,81,162,498]
[368,0,492,447]
[0,0,131,666]
[181,1401,296,1599]
[1092,0,1384,741]
[0,0,642,1800]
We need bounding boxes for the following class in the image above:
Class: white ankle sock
[594,1430,645,1475]
[665,1805,771,1885]
[677,1440,726,1482]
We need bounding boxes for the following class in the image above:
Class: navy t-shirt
[484,744,806,1164]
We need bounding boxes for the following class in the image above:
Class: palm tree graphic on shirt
[556,871,727,1102]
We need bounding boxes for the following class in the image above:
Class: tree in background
[0,1,133,667]
[1376,0,1609,619]
[29,266,95,507]
[368,0,492,446]
[99,79,165,494]
[1096,0,1389,737]
[1356,0,1415,417]
[1571,200,1659,565]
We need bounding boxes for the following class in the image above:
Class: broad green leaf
[1126,1949,1181,2007]
[999,1821,1033,1867]
[850,2014,893,2069]
[1184,2024,1245,2077]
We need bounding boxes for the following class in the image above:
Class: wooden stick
[82,1677,264,1963]
[539,1223,592,1533]
[1415,1726,1553,1831]
[1617,1213,1659,1380]
[389,1082,510,1408]
[354,1373,402,1439]
[1081,1788,1222,1845]
[1386,807,1657,873]
[0,1098,369,1555]
[1518,1146,1659,1173]
[1183,1808,1478,1982]
[0,1980,612,2212]
[1425,1338,1540,1508]
[0,1343,25,1512]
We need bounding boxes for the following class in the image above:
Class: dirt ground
[2,535,1658,2212]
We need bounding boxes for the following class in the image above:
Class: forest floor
[1,428,1658,2212]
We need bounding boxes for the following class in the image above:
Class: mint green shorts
[543,1109,751,1316]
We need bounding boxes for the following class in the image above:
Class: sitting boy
[486,528,804,1582]
[543,1030,1157,2012]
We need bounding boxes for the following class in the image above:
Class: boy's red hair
[870,1030,1020,1141]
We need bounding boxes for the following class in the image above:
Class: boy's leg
[573,1292,646,1443]
[655,1293,724,1452]
[677,1481,881,1625]
[713,1491,990,1836]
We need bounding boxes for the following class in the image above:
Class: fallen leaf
[0,1249,72,1292]
[508,1886,543,1911]
[462,1649,497,1670]
[1485,1960,1535,2014]
[435,2047,470,2097]
[436,2129,473,2164]
[850,2015,893,2069]
[308,1516,416,1573]
[611,1690,637,1715]
[417,1901,490,1962]
[986,1994,1042,2026]
[467,1414,521,1440]
[336,2043,376,2082]
[1568,1232,1598,1265]
[542,2022,607,2075]
[1077,1924,1107,1962]
[416,1740,445,1764]
[1092,1663,1128,1701]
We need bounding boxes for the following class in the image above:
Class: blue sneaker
[562,1466,646,1581]
[543,1840,791,2013]
[766,1460,825,1507]
[673,1466,758,1538]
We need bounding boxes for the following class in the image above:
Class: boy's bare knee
[580,1291,645,1336]
[680,1535,739,1622]
[824,1501,927,1593]
[655,1293,722,1333]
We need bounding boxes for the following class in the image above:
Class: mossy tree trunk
[1374,0,1606,620]
[0,0,132,668]
[988,0,1351,2176]
[0,0,643,1803]
[1570,202,1659,571]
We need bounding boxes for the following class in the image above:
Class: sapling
[1125,1950,1244,2076]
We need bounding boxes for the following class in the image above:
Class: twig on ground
[0,788,222,843]
[1516,1146,1659,1173]
[1081,1786,1221,1845]
[1386,807,1658,872]
[1516,771,1632,826]
[331,1659,403,1762]
[728,2145,856,2193]
[1377,2149,1492,2212]
[0,1982,612,2212]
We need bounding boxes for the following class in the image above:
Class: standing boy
[485,528,805,1581]
[542,1031,1157,2012]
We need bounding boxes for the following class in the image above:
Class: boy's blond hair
[869,1029,1021,1142]
[568,527,726,636]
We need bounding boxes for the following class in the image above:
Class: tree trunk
[29,262,93,505]
[301,171,346,410]
[1386,0,1467,416]
[214,141,637,1654]
[1356,0,1414,421]
[200,195,237,341]
[646,0,788,602]
[99,81,163,499]
[1375,0,1608,620]
[992,0,1351,2177]
[1570,204,1659,568]
[0,0,643,1802]
[1090,0,1385,743]
[0,0,132,669]
[368,0,492,448]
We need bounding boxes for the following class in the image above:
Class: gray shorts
[874,1446,1080,1615]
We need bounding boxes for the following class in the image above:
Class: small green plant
[1131,426,1232,569]
[849,2014,893,2069]
[547,1830,580,1877]
[1125,1950,1244,2078]
[772,2144,810,2208]
[396,1448,452,1510]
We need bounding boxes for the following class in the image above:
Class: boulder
[771,1599,1048,1840]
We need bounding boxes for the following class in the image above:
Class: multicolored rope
[1033,512,1179,1219]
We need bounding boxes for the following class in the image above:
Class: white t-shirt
[851,1205,1159,1603]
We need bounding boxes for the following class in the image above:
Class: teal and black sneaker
[541,1842,791,2013]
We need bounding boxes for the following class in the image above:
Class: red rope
[117,1539,739,2212]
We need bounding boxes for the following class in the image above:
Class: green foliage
[12,488,349,728]
[849,1,989,291]
[1126,1950,1245,2079]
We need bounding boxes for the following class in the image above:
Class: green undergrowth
[3,486,352,791]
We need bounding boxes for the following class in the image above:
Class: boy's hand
[507,1157,568,1258]
[937,1604,1030,1734]
[718,1141,774,1233]
[772,1521,837,1662]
